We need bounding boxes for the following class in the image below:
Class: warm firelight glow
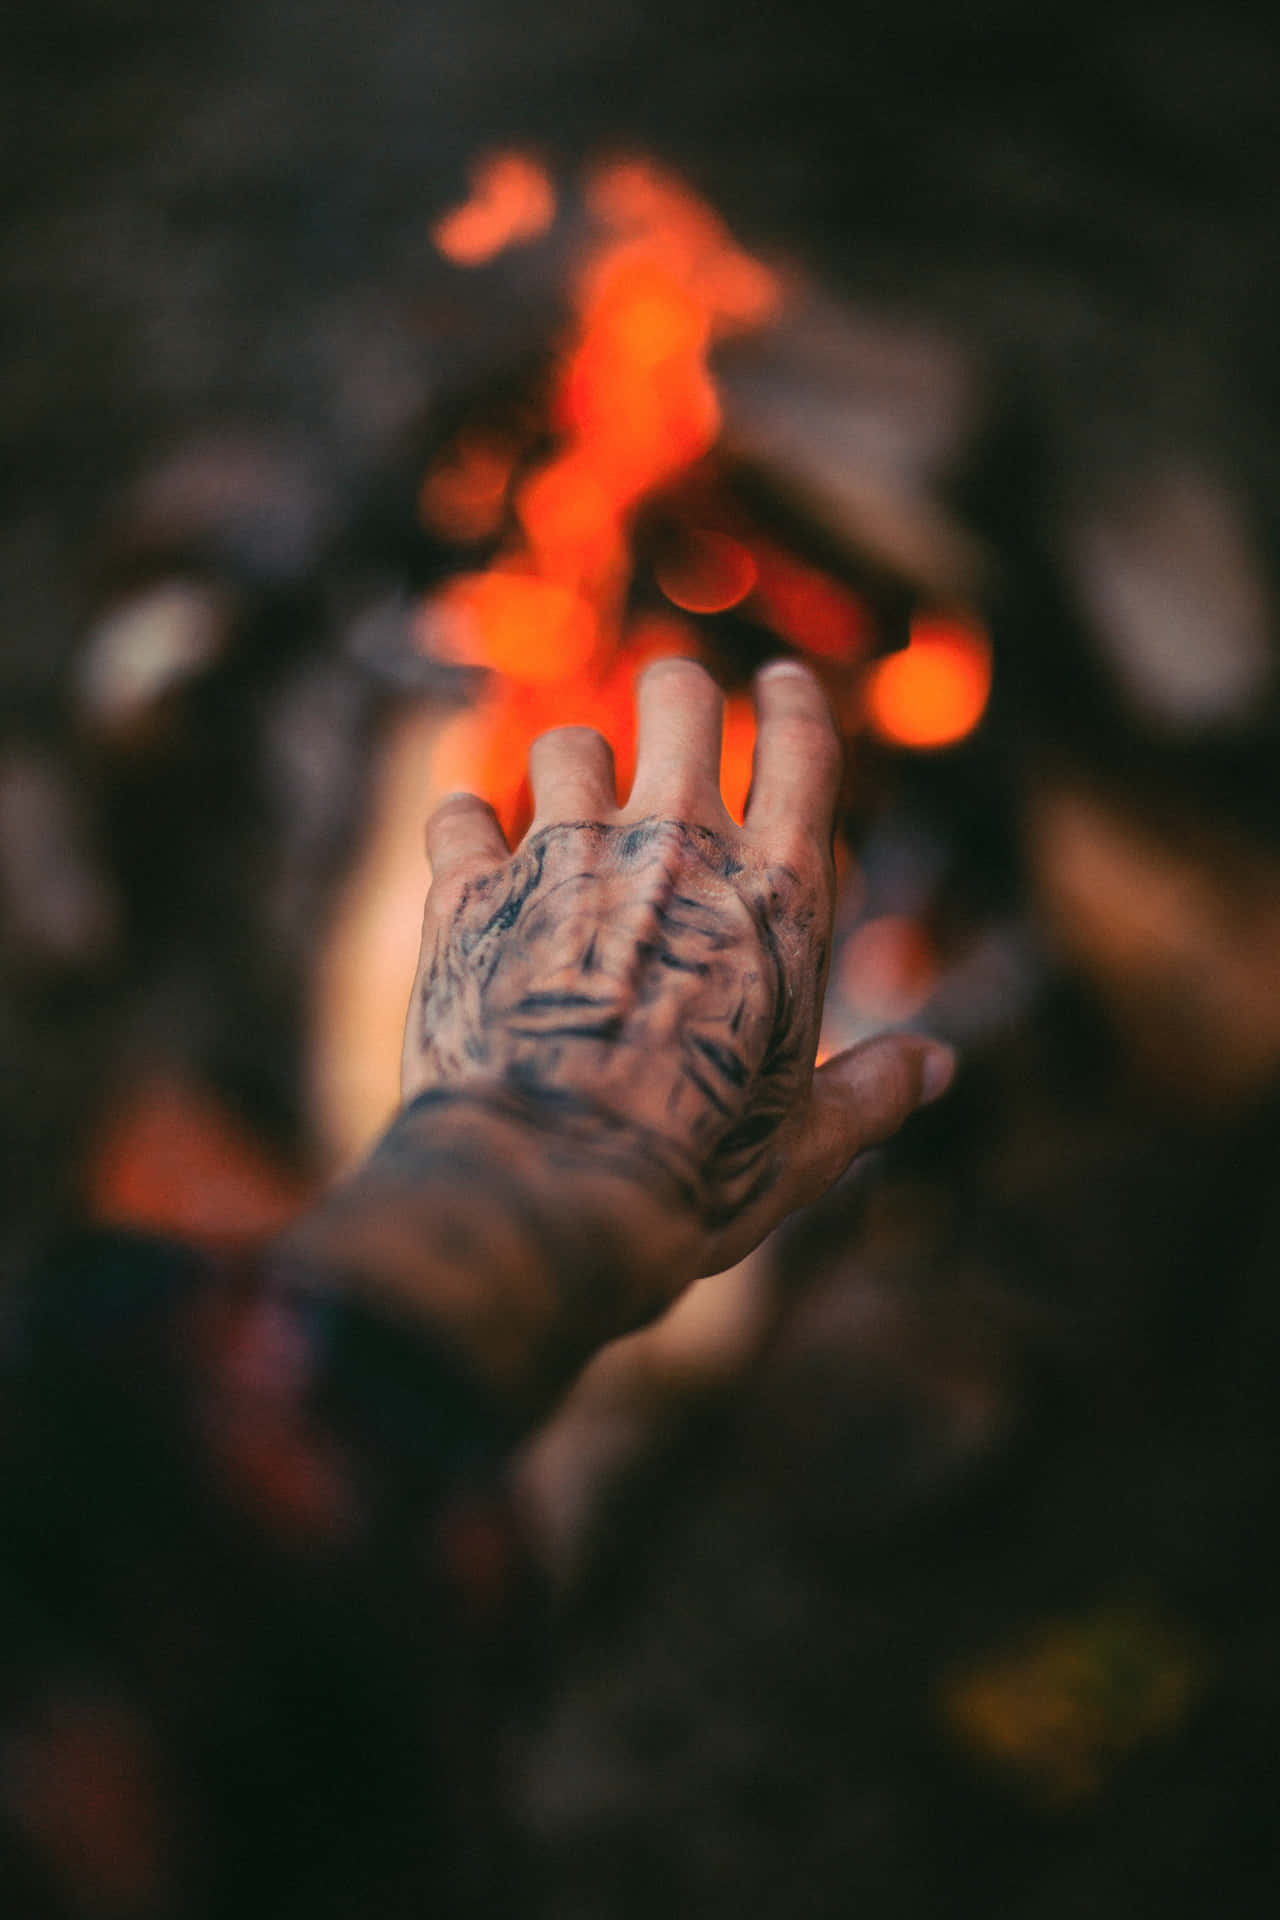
[584,160,782,331]
[423,153,989,840]
[719,694,757,822]
[839,914,938,1021]
[431,571,598,683]
[863,612,993,749]
[88,1078,308,1241]
[431,151,556,265]
[751,540,869,663]
[658,531,758,614]
[558,254,722,504]
[420,156,785,833]
[418,434,517,542]
[516,455,626,594]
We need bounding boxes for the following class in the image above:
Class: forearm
[277,1084,691,1421]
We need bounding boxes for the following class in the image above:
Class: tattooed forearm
[284,1073,733,1409]
[405,817,826,1233]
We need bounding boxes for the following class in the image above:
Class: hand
[402,658,955,1294]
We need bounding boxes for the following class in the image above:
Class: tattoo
[407,819,826,1231]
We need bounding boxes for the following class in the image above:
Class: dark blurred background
[6,10,1280,1904]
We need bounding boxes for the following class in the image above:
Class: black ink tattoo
[406,818,827,1232]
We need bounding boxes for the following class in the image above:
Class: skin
[283,659,955,1416]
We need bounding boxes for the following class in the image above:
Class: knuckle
[770,824,829,883]
[429,847,497,898]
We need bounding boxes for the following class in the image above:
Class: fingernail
[756,657,813,681]
[919,1042,958,1105]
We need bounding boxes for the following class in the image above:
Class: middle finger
[624,658,730,823]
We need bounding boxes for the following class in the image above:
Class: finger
[696,1034,956,1276]
[744,659,843,841]
[424,791,510,884]
[624,657,728,821]
[783,1034,957,1207]
[528,725,617,825]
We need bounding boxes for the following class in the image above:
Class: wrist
[277,1083,696,1416]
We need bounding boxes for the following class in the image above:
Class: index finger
[744,660,843,840]
[424,791,510,885]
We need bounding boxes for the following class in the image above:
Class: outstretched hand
[403,658,954,1297]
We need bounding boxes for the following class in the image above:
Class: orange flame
[863,612,993,749]
[584,160,781,331]
[431,571,598,682]
[719,694,757,823]
[432,152,556,265]
[422,156,991,833]
[422,158,784,831]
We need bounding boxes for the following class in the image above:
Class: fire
[431,152,556,265]
[426,157,784,833]
[719,694,757,823]
[863,612,993,750]
[425,153,991,835]
[559,255,720,504]
[431,572,598,682]
[583,160,781,331]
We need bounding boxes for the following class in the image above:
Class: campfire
[417,152,991,839]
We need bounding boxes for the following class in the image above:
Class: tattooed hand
[406,809,820,1236]
[409,659,952,1260]
[287,660,954,1410]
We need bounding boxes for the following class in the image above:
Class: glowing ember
[431,151,556,265]
[864,612,993,749]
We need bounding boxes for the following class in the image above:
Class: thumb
[787,1034,957,1208]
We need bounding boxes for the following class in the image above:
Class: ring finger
[528,725,618,826]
